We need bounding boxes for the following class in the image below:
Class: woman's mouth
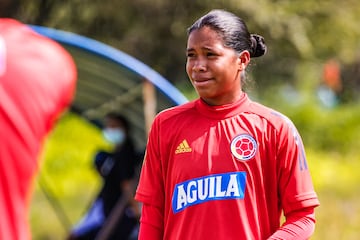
[192,77,213,87]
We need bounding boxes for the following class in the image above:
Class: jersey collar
[195,92,251,119]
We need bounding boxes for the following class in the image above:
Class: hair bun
[250,34,267,58]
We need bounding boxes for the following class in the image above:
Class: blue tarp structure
[30,25,188,150]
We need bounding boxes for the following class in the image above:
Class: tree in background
[5,0,360,103]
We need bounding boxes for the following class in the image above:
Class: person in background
[135,9,320,239]
[68,112,141,240]
[0,19,77,240]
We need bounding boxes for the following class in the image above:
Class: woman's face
[186,26,246,106]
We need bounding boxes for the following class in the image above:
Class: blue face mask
[102,128,126,144]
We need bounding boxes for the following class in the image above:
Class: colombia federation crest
[230,134,257,161]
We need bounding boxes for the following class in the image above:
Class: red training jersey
[0,19,77,240]
[135,93,319,240]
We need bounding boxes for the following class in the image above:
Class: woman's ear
[239,51,250,70]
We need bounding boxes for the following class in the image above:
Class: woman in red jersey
[135,9,319,240]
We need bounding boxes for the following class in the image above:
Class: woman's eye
[187,52,195,58]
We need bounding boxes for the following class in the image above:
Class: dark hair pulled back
[188,9,266,58]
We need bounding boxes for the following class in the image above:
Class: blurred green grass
[308,150,360,240]
[30,108,360,240]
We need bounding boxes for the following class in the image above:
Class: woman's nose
[192,59,207,72]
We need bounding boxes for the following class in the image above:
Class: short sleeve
[277,119,320,215]
[135,116,165,209]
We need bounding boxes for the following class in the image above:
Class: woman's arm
[138,203,164,240]
[268,207,316,240]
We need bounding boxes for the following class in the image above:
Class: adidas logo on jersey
[175,139,192,154]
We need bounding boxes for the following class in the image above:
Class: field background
[30,97,360,240]
[3,0,358,239]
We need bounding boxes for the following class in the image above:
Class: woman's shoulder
[155,99,197,121]
[248,101,295,130]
